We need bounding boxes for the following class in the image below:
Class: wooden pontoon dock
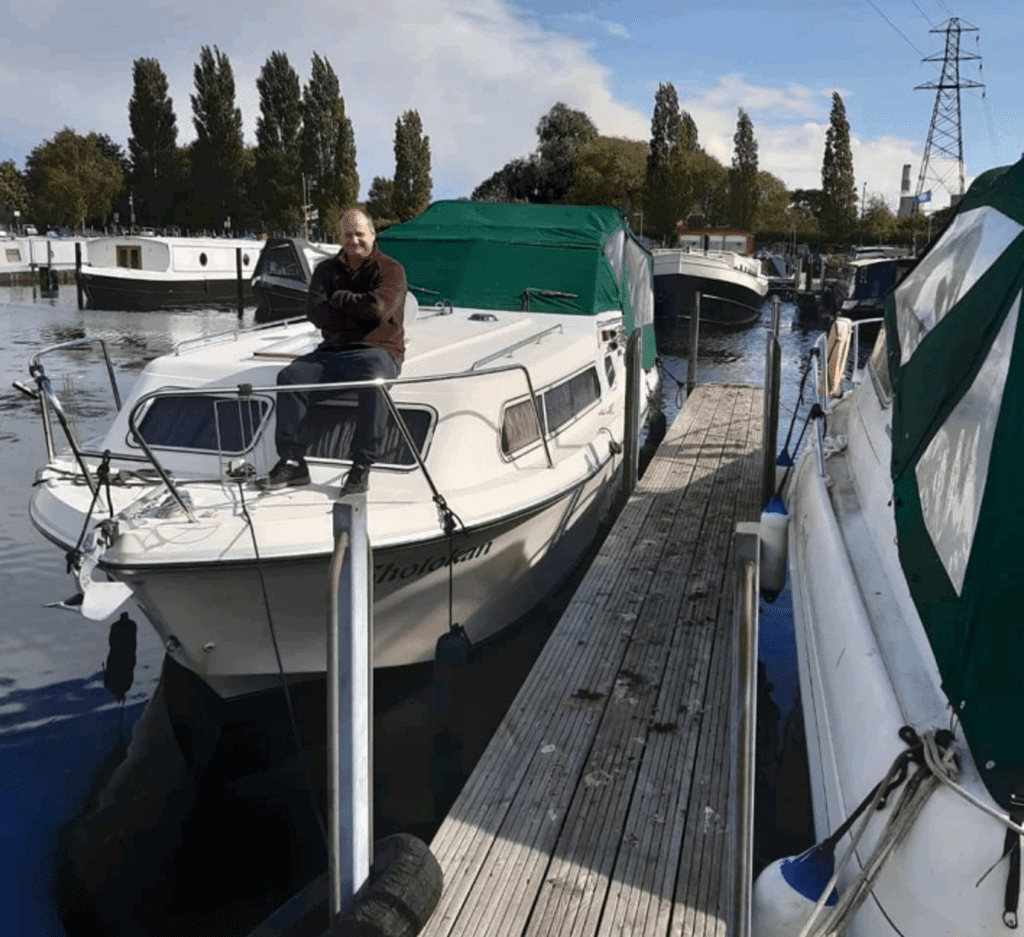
[421,382,764,937]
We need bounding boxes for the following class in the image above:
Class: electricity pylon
[914,17,984,208]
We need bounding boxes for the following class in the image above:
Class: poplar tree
[728,108,759,230]
[392,110,431,222]
[255,51,303,233]
[645,83,704,242]
[300,53,359,238]
[128,58,178,227]
[365,176,394,221]
[190,45,245,231]
[821,92,857,238]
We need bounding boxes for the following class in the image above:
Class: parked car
[25,225,38,236]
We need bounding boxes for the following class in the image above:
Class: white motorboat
[653,246,768,328]
[774,156,1024,935]
[26,202,660,700]
[78,235,264,311]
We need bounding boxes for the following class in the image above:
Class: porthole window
[199,252,208,267]
[243,253,251,266]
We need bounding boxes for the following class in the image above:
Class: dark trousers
[274,346,400,466]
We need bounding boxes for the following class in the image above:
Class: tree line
[0,48,432,237]
[471,87,935,248]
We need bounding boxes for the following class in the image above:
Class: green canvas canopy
[378,201,657,368]
[885,156,1024,804]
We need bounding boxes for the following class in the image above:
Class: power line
[866,0,924,55]
[909,0,935,28]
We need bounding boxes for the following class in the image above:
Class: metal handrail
[470,324,563,371]
[29,338,122,468]
[520,287,579,311]
[120,361,555,522]
[174,315,307,355]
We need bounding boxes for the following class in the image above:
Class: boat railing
[117,362,555,521]
[701,292,766,316]
[174,315,308,355]
[27,338,124,476]
[470,323,564,370]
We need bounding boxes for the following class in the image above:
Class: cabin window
[256,243,306,281]
[544,367,601,434]
[199,253,208,267]
[500,398,543,456]
[605,354,616,388]
[306,400,434,467]
[243,253,251,266]
[116,246,141,269]
[6,248,21,263]
[136,395,270,454]
[868,326,892,403]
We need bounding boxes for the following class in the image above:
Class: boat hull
[79,270,254,312]
[105,463,617,699]
[786,386,1020,935]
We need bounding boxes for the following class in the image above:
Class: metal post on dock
[621,327,641,502]
[327,498,373,925]
[760,296,781,507]
[235,247,244,320]
[687,291,701,394]
[75,242,84,309]
[727,523,760,937]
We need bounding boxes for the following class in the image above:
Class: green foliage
[860,194,897,243]
[0,159,29,224]
[644,82,706,242]
[471,156,542,203]
[392,110,431,222]
[300,53,359,230]
[93,133,131,228]
[25,128,123,230]
[255,51,303,234]
[688,151,729,229]
[564,137,647,218]
[365,176,395,222]
[728,108,759,230]
[534,102,598,203]
[752,171,791,232]
[128,58,178,227]
[821,92,857,238]
[190,45,245,230]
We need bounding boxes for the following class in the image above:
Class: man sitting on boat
[259,208,407,495]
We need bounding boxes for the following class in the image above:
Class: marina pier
[420,382,763,937]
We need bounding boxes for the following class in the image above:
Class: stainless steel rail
[728,524,761,937]
[119,361,556,522]
[470,324,563,370]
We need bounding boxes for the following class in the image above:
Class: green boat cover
[378,201,656,368]
[885,156,1024,803]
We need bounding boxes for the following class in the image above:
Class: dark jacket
[306,245,407,365]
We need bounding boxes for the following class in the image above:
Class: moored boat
[251,237,337,323]
[78,235,264,311]
[653,245,768,328]
[771,156,1024,935]
[831,250,916,320]
[25,201,660,701]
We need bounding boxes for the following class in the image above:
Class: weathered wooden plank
[422,385,763,937]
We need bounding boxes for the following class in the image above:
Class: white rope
[796,731,958,937]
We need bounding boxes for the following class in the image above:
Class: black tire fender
[334,833,443,937]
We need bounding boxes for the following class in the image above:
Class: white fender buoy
[760,494,789,598]
[752,843,838,937]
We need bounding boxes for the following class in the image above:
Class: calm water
[0,285,825,935]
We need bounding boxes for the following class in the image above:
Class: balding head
[340,209,376,265]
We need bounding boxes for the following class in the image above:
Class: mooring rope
[797,728,959,937]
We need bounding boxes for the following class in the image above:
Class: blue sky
[1,0,1020,214]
